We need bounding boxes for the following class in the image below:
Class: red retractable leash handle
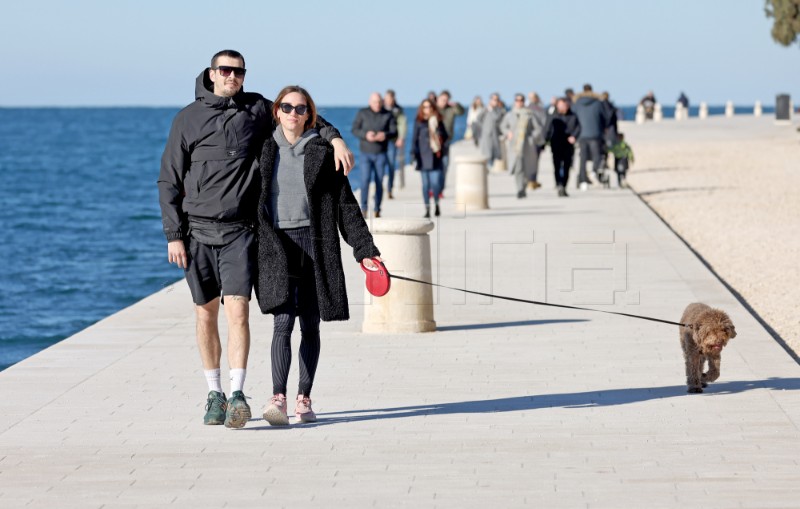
[360,257,391,297]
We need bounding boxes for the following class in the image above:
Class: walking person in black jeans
[545,98,581,197]
[256,86,382,426]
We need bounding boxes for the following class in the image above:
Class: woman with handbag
[412,99,449,218]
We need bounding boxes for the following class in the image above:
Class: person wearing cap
[255,85,382,426]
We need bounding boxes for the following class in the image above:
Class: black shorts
[184,230,255,305]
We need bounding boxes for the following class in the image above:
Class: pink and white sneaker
[295,394,317,423]
[262,394,289,426]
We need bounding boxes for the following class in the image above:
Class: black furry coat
[255,135,380,321]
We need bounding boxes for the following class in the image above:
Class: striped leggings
[272,227,321,397]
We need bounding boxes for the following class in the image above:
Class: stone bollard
[491,139,508,173]
[490,157,506,173]
[754,100,762,117]
[454,151,489,211]
[699,102,708,119]
[725,101,734,117]
[635,104,645,124]
[362,218,436,333]
[674,103,686,121]
[653,103,663,122]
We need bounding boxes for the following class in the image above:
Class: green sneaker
[204,391,227,425]
[224,391,252,428]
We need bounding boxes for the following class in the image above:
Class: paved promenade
[2,137,799,508]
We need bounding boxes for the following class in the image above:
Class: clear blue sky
[2,0,797,107]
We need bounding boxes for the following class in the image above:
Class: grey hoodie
[269,127,320,229]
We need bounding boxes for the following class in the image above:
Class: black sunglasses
[279,103,309,115]
[213,65,246,77]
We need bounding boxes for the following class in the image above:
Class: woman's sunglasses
[279,103,309,115]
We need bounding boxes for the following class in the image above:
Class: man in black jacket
[546,98,581,197]
[351,92,397,218]
[157,49,352,429]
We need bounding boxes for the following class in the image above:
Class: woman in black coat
[256,85,381,426]
[412,98,449,218]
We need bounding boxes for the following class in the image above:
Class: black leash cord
[389,274,691,328]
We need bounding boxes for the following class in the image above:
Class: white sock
[204,369,223,394]
[230,368,246,393]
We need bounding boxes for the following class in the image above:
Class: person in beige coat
[501,94,537,198]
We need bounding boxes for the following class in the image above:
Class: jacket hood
[273,126,320,156]
[194,68,244,109]
[575,92,601,104]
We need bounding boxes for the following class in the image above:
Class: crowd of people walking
[354,84,634,217]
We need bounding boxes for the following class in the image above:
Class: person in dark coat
[351,92,397,218]
[412,98,449,218]
[545,98,581,197]
[256,86,382,426]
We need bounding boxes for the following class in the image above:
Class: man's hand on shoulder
[331,138,354,175]
[168,240,188,269]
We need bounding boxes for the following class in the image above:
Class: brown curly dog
[679,303,737,393]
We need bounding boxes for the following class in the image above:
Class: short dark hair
[583,83,593,92]
[439,90,451,99]
[211,49,245,69]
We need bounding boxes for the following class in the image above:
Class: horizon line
[0,102,773,109]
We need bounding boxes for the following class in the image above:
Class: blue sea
[0,103,775,370]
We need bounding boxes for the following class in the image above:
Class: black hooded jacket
[157,70,341,242]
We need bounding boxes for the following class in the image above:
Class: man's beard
[219,83,240,97]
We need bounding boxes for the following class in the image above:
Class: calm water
[0,104,771,370]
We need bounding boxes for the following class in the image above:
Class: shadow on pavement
[289,377,800,428]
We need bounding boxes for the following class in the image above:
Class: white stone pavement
[1,137,799,509]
